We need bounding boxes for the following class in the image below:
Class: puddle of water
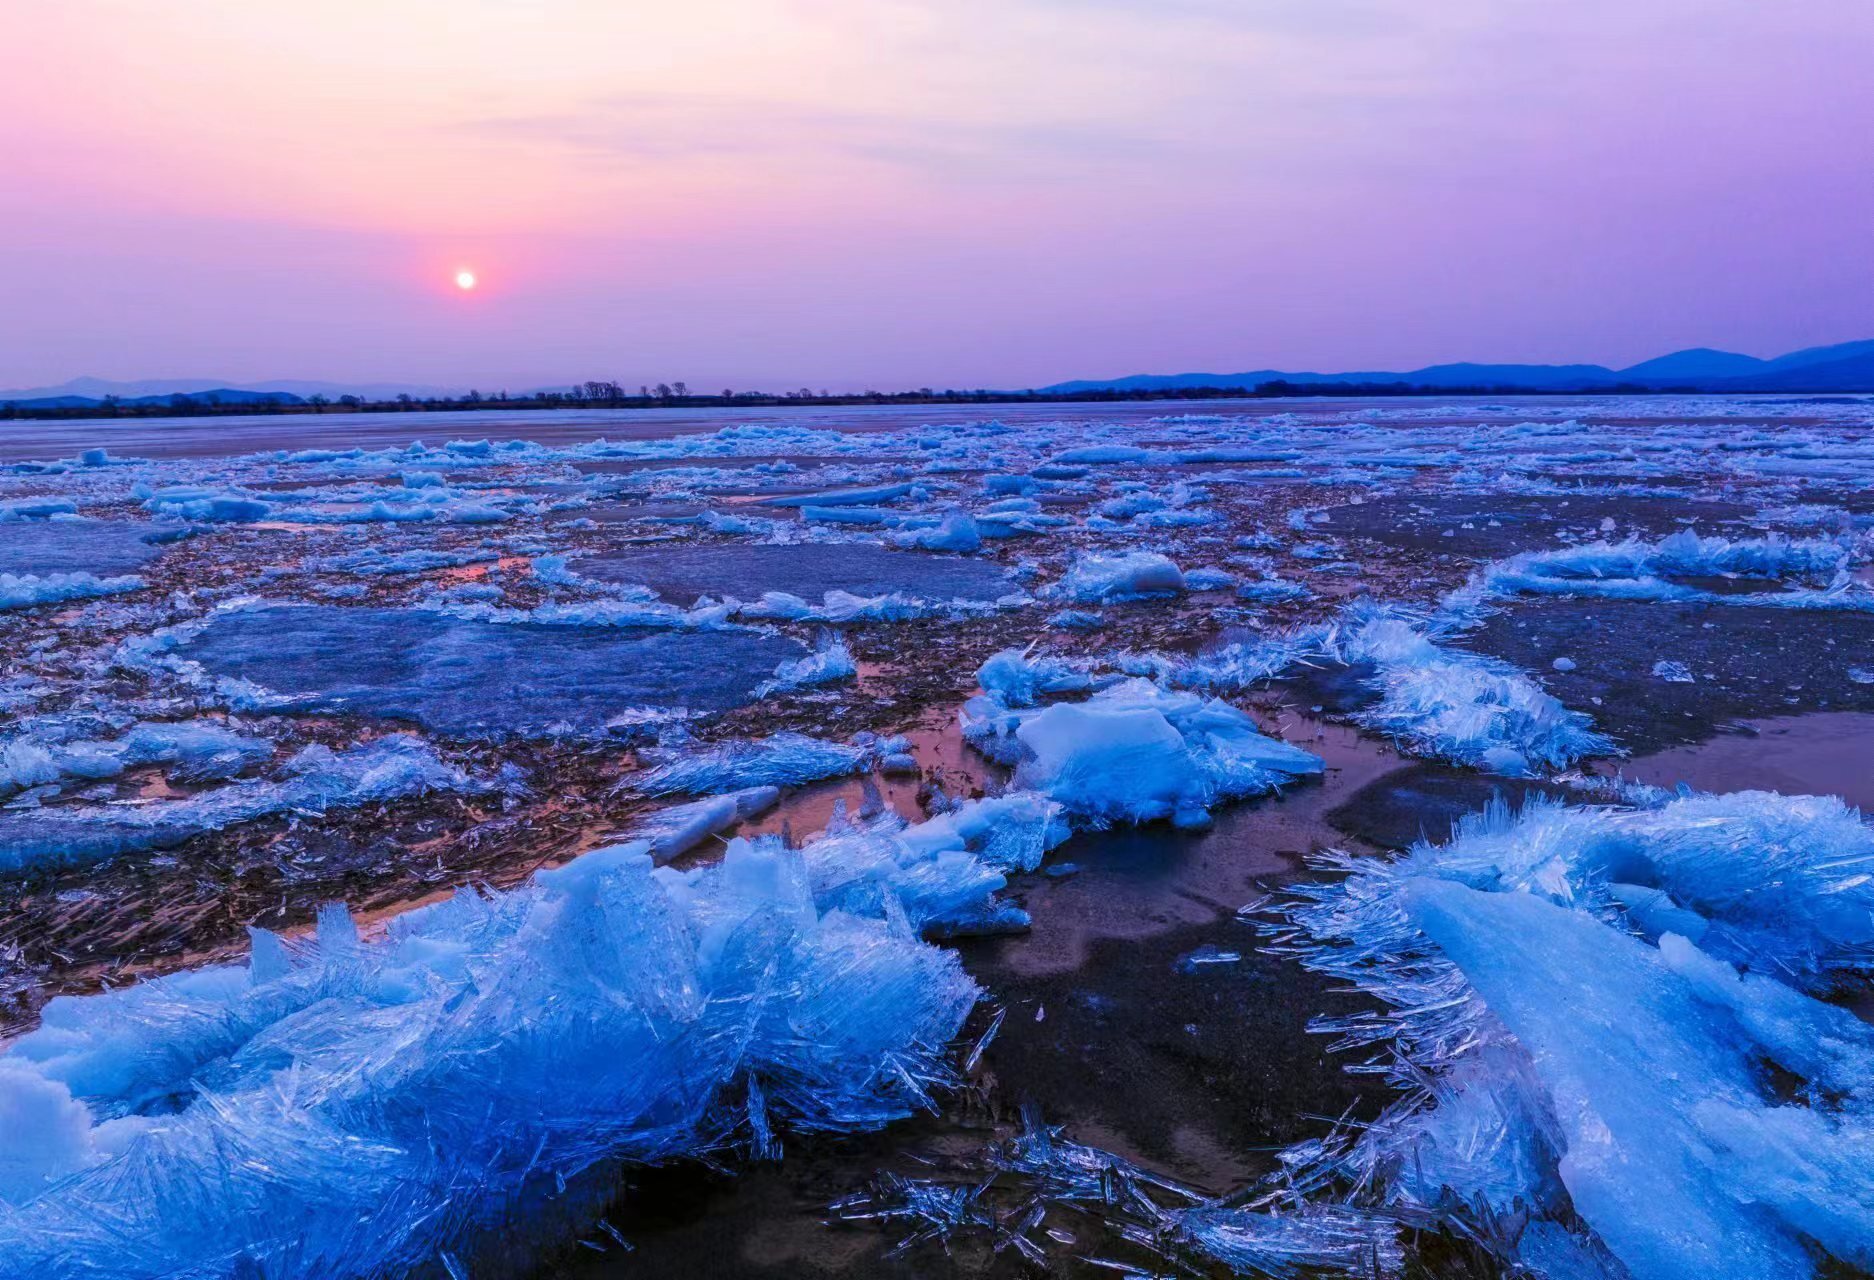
[1618,711,1874,811]
[979,717,1404,981]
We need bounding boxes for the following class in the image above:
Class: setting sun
[454,269,476,291]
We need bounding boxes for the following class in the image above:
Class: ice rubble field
[3,396,1874,1277]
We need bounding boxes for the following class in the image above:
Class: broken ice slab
[616,786,781,862]
[0,518,177,578]
[0,835,979,1277]
[0,736,476,873]
[573,542,1016,607]
[964,677,1323,827]
[1269,788,1874,1280]
[1047,551,1185,602]
[0,571,144,611]
[177,605,807,735]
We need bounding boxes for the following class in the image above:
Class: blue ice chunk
[0,835,980,1273]
[755,635,858,697]
[141,488,271,522]
[1480,530,1857,605]
[619,786,781,861]
[761,482,915,508]
[1181,605,1614,774]
[1048,551,1185,602]
[0,499,79,520]
[975,648,1095,706]
[322,546,499,575]
[965,678,1322,827]
[1267,788,1874,1278]
[636,733,872,796]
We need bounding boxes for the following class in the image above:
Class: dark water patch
[1619,712,1874,811]
[956,911,1390,1193]
[1273,657,1385,714]
[181,605,804,734]
[548,723,1410,1278]
[0,518,176,576]
[1313,493,1751,557]
[1464,599,1874,753]
[578,543,1016,606]
[1667,573,1798,596]
[1327,764,1579,851]
[543,1126,1004,1280]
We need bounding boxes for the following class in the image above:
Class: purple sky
[4,0,1872,390]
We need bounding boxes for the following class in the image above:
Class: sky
[3,0,1872,391]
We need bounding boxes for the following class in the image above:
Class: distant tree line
[0,379,1715,421]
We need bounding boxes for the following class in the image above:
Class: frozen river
[2,393,1872,1279]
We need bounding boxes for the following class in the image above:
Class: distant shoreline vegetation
[6,378,1856,421]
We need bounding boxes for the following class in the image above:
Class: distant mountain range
[1042,340,1874,394]
[7,342,1874,411]
[0,377,457,410]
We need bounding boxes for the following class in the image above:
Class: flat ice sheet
[579,542,1016,605]
[0,519,174,577]
[180,605,805,733]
